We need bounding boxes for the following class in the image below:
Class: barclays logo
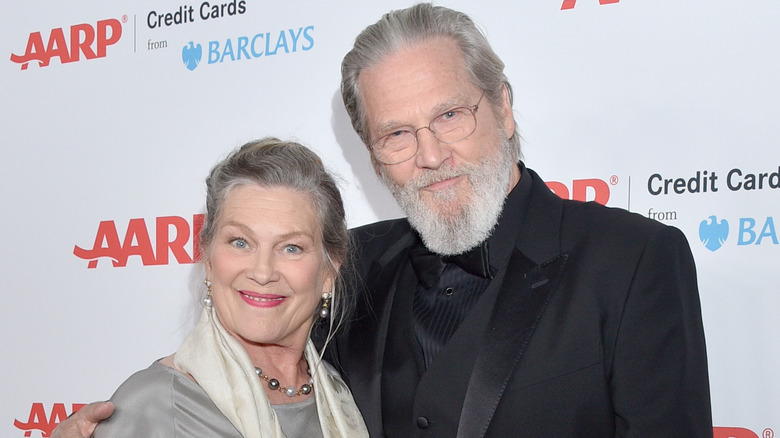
[180,26,314,71]
[182,41,202,71]
[698,214,778,251]
[699,215,729,252]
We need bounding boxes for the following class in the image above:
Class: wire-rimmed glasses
[369,92,485,165]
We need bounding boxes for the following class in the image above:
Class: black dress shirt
[411,163,533,368]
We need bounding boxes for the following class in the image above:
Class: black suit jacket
[332,167,712,437]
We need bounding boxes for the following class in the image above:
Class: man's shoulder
[560,199,689,249]
[350,218,412,246]
[348,218,415,271]
[526,165,668,239]
[565,200,663,229]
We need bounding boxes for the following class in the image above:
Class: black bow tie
[409,241,492,288]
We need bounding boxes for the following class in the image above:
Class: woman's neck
[245,342,314,405]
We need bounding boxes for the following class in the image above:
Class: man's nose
[414,128,451,170]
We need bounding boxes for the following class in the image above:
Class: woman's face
[205,184,334,351]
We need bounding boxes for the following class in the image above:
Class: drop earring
[318,291,331,319]
[203,280,213,307]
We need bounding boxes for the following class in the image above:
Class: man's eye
[440,108,467,122]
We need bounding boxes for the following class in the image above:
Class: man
[336,3,711,436]
[54,3,712,437]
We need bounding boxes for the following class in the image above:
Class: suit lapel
[344,230,416,436]
[455,168,570,438]
[457,251,568,438]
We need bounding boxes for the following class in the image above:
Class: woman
[93,138,368,437]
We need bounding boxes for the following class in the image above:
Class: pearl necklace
[254,367,313,397]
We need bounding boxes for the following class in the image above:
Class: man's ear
[500,84,516,139]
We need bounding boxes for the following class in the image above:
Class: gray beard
[379,134,515,256]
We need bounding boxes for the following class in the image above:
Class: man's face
[358,37,519,221]
[358,37,520,254]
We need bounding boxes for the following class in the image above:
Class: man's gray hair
[341,3,520,159]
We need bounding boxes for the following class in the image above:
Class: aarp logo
[713,426,774,438]
[14,403,85,437]
[546,176,619,206]
[10,16,125,70]
[73,214,203,268]
[561,0,620,10]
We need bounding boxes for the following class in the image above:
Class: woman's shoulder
[94,360,241,437]
[118,359,177,386]
[115,359,199,401]
[92,360,179,437]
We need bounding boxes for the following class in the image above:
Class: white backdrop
[2,1,778,436]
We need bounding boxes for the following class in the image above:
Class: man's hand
[52,401,114,438]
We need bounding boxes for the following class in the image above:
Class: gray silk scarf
[174,307,368,438]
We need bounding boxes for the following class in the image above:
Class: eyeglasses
[369,92,485,165]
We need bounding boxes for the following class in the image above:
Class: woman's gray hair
[199,137,354,341]
[341,2,520,159]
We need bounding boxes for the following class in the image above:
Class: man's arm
[611,226,712,436]
[52,401,114,438]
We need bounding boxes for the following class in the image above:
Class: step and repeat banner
[2,0,777,436]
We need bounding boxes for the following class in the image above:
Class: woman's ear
[204,259,212,280]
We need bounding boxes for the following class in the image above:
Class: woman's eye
[229,238,248,249]
[283,244,302,254]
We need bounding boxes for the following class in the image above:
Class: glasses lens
[370,102,479,165]
[431,107,477,144]
[373,130,416,164]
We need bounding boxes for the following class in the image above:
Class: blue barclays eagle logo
[182,42,202,71]
[699,215,729,252]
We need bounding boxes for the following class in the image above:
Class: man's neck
[505,162,522,195]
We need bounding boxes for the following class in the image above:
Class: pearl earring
[203,280,213,307]
[318,291,331,319]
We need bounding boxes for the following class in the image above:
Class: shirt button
[444,287,454,296]
[416,416,429,429]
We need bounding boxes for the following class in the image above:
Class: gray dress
[93,361,322,438]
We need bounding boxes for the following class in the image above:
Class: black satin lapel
[342,235,414,436]
[380,266,424,437]
[456,252,569,438]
